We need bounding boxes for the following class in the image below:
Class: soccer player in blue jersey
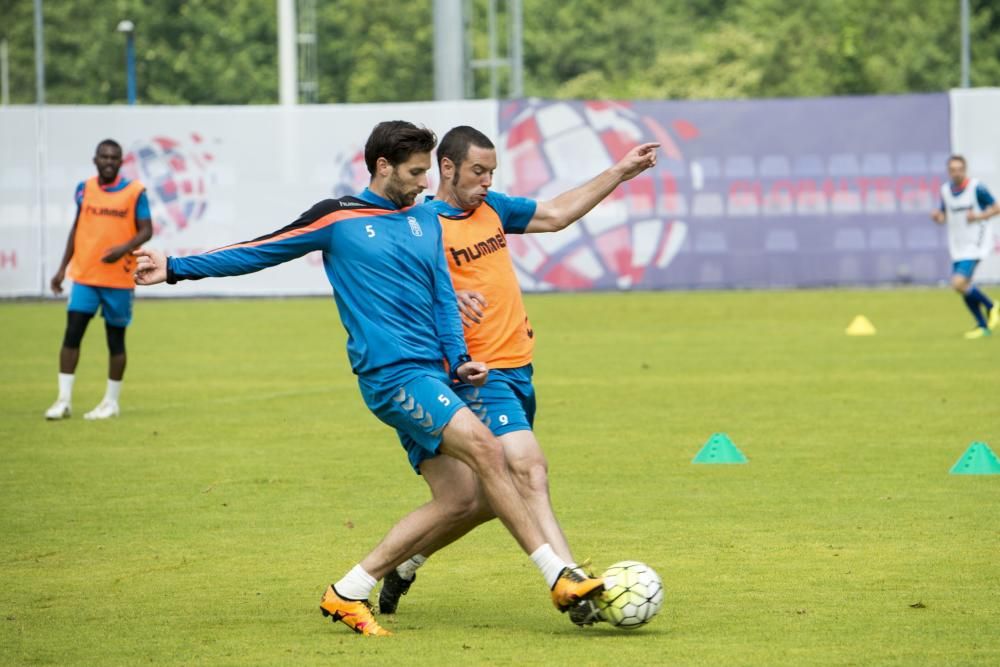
[133,121,604,636]
[931,155,1000,339]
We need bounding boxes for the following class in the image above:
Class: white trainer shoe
[45,399,72,420]
[84,399,120,420]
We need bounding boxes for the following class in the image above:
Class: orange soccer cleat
[550,567,604,613]
[319,585,392,637]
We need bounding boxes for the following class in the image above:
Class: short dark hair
[948,154,967,167]
[364,121,437,175]
[96,138,122,155]
[437,125,495,171]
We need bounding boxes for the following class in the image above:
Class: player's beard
[384,169,419,208]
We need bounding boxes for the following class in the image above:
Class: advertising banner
[496,95,951,290]
[2,93,983,295]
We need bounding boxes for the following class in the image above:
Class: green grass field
[2,289,998,666]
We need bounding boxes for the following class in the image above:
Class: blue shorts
[952,260,980,279]
[359,362,466,474]
[68,283,134,327]
[454,365,535,438]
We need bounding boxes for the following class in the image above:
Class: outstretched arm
[135,200,341,285]
[525,142,659,233]
[134,248,169,285]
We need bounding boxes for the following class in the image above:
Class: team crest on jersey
[407,216,423,237]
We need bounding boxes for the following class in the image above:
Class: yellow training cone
[845,315,876,336]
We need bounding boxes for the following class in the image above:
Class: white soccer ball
[597,560,664,629]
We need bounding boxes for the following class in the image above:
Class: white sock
[396,554,427,581]
[105,379,122,403]
[58,373,75,402]
[530,543,569,589]
[333,564,377,601]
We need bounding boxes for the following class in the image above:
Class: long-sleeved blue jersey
[166,188,469,377]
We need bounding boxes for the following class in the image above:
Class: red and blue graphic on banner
[499,94,950,290]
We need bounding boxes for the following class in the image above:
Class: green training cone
[692,433,748,464]
[949,442,1000,475]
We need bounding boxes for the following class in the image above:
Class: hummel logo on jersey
[449,226,507,267]
[85,204,129,218]
[339,200,364,207]
[407,216,423,237]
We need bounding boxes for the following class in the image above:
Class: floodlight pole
[1,39,10,106]
[278,0,298,104]
[509,0,523,98]
[33,0,45,105]
[434,0,466,100]
[960,0,970,88]
[487,0,499,99]
[467,0,524,100]
[117,20,136,104]
[33,0,48,294]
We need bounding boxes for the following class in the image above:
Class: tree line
[1,0,997,105]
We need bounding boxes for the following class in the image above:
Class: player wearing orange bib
[377,126,658,625]
[46,139,153,421]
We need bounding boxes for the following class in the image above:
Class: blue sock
[969,286,994,311]
[963,291,988,328]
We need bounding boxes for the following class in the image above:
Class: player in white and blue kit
[932,155,1000,338]
[132,121,604,636]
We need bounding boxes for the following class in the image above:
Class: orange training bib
[439,202,534,368]
[69,178,144,288]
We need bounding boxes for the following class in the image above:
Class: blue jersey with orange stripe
[166,188,469,376]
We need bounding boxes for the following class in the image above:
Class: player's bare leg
[397,431,572,562]
[333,408,599,631]
[500,430,573,562]
[109,353,126,382]
[358,454,490,581]
[356,456,489,615]
[382,430,599,622]
[317,458,480,636]
[59,345,81,375]
[437,408,548,554]
[433,409,602,610]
